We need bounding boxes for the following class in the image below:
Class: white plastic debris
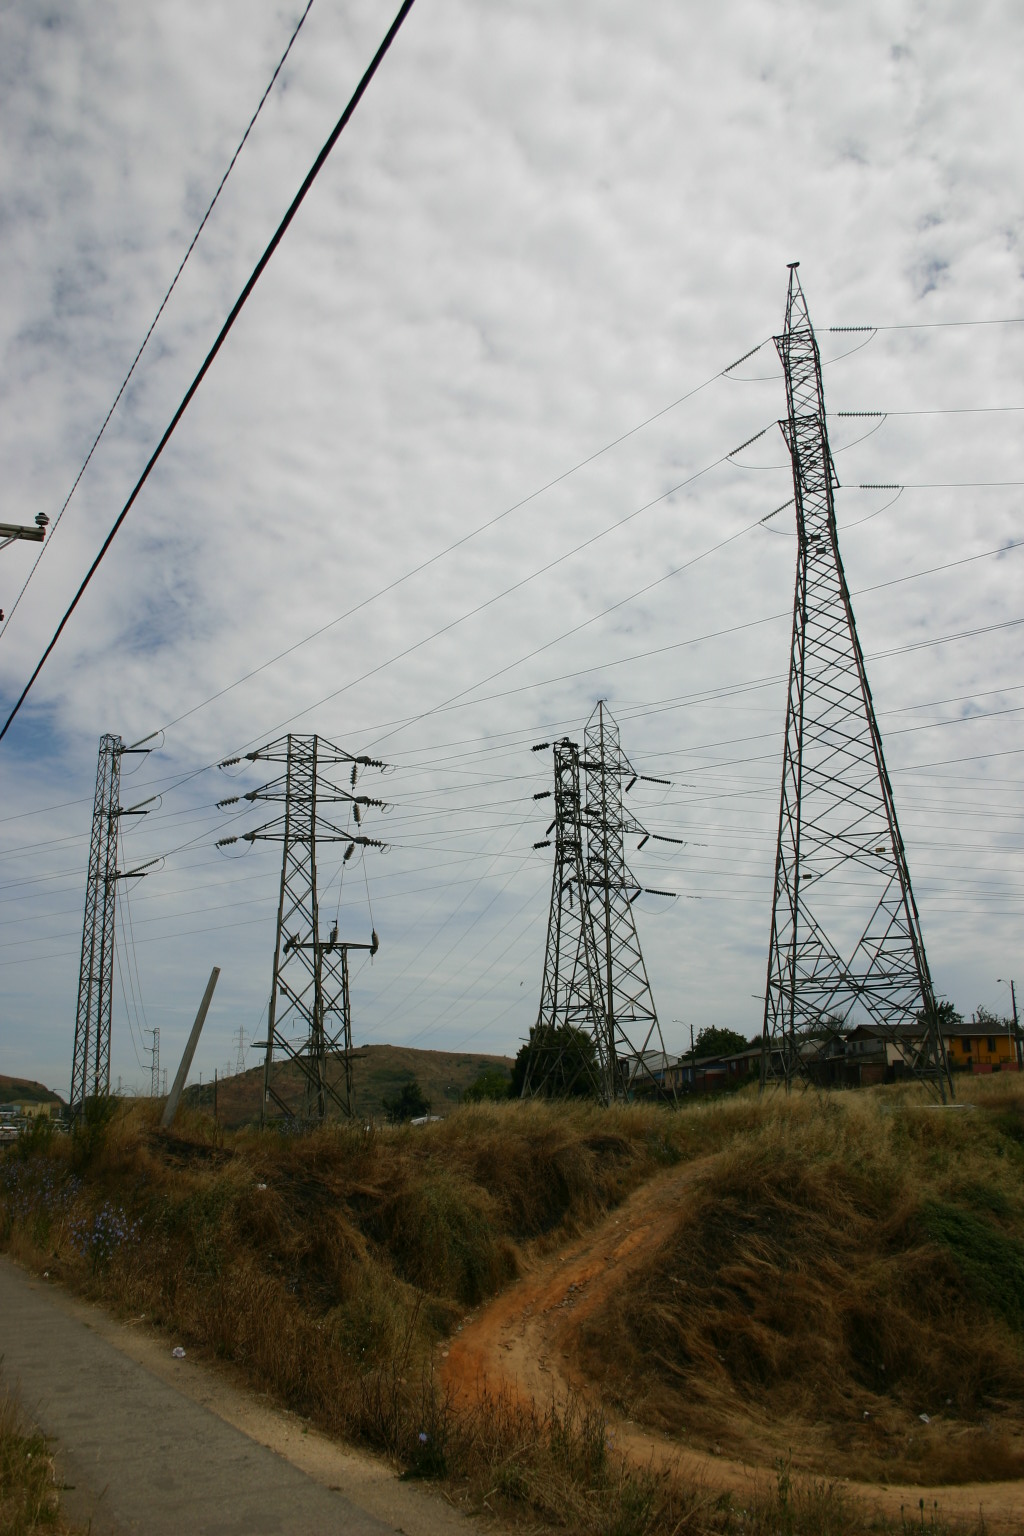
[172,1346,186,1359]
[256,1182,267,1191]
[918,1412,930,1424]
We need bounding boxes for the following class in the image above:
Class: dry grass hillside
[188,1043,513,1127]
[574,1083,1024,1488]
[2,1078,1022,1535]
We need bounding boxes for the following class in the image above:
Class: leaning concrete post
[160,968,221,1128]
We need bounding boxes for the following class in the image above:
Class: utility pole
[998,979,1021,1068]
[69,733,155,1117]
[762,265,951,1100]
[0,513,48,621]
[218,735,386,1126]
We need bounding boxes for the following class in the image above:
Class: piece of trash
[918,1413,930,1424]
[418,1432,429,1444]
[256,1183,267,1191]
[42,1271,49,1279]
[863,1410,870,1419]
[172,1347,186,1359]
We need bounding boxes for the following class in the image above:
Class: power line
[0,0,318,641]
[0,0,419,746]
[153,347,766,736]
[830,318,1024,332]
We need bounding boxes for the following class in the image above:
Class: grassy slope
[0,1077,65,1108]
[186,1043,513,1127]
[2,1083,1020,1534]
[575,1078,1024,1486]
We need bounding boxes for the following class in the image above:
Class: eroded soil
[441,1157,1024,1533]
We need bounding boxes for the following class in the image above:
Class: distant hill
[0,1074,66,1107]
[184,1042,514,1126]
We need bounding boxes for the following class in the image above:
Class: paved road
[0,1259,468,1536]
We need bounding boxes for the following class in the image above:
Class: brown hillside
[187,1042,513,1126]
[0,1075,65,1107]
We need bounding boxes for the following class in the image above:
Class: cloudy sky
[1,0,1022,1097]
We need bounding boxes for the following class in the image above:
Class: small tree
[916,999,963,1036]
[973,1004,1013,1029]
[692,1025,748,1058]
[510,1023,601,1099]
[463,1067,512,1103]
[381,1078,431,1123]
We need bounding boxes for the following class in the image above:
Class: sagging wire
[842,486,906,530]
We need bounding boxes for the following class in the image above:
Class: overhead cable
[0,0,317,641]
[0,0,419,745]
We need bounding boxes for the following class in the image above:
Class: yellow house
[946,1029,1019,1073]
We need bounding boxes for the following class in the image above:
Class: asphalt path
[0,1257,475,1536]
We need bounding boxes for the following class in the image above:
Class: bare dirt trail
[442,1157,1024,1533]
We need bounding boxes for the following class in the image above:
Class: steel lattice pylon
[582,702,674,1096]
[70,734,123,1114]
[219,734,385,1126]
[523,738,610,1099]
[762,265,952,1098]
[526,706,676,1101]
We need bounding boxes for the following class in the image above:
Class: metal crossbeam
[762,266,952,1098]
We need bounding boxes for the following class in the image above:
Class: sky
[0,0,1022,1099]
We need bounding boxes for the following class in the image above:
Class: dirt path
[442,1158,1024,1533]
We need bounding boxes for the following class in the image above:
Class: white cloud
[0,0,1021,1095]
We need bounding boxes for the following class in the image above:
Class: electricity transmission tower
[525,738,609,1098]
[218,735,386,1126]
[527,705,678,1101]
[583,702,676,1095]
[234,1025,247,1076]
[762,265,951,1098]
[70,733,153,1116]
[147,1027,160,1098]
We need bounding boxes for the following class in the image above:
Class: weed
[0,1382,84,1535]
[0,1089,1015,1531]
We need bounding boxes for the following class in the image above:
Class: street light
[997,979,1021,1069]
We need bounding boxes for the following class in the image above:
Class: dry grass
[0,1085,1017,1533]
[0,1383,84,1536]
[575,1080,1024,1486]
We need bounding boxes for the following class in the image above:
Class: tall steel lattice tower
[582,701,676,1095]
[762,265,951,1098]
[527,706,678,1101]
[70,733,153,1114]
[524,738,610,1099]
[70,734,123,1114]
[218,735,386,1126]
